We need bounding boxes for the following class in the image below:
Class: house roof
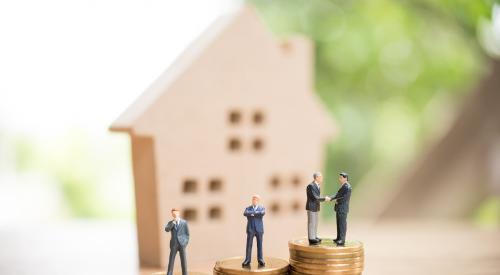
[109,5,336,138]
[109,8,239,133]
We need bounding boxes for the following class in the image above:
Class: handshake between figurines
[324,196,335,202]
[306,171,352,246]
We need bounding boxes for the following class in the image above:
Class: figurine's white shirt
[313,181,320,189]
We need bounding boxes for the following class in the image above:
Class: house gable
[110,6,335,140]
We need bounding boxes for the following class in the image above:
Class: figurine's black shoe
[315,238,322,243]
[335,241,345,246]
[258,261,266,267]
[308,239,320,245]
[333,238,338,242]
[242,261,251,268]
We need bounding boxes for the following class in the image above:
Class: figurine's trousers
[336,212,347,242]
[307,211,319,240]
[166,245,187,275]
[244,232,264,263]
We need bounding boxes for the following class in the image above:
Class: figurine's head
[171,208,181,219]
[252,194,261,206]
[339,172,349,184]
[313,172,323,184]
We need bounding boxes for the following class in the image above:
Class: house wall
[126,7,334,267]
[131,135,162,267]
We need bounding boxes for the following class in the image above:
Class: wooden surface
[0,220,499,275]
[214,256,289,274]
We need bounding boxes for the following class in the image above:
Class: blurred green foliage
[9,130,133,219]
[474,197,500,228]
[249,0,498,219]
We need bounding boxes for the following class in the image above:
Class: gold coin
[290,265,363,275]
[289,259,363,270]
[289,249,364,259]
[289,255,364,265]
[290,270,361,275]
[152,272,209,275]
[289,238,363,253]
[291,263,363,272]
[214,269,284,275]
[214,257,289,275]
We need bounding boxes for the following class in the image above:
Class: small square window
[252,138,264,152]
[228,110,242,125]
[182,179,197,193]
[280,41,292,53]
[253,111,265,125]
[291,201,301,212]
[228,137,242,152]
[270,202,281,214]
[209,178,223,192]
[270,176,280,189]
[208,206,223,220]
[183,208,198,221]
[291,175,302,188]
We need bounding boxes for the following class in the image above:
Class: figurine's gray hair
[252,194,261,199]
[313,172,322,179]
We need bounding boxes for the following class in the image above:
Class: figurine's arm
[254,207,266,217]
[330,193,343,200]
[244,207,263,217]
[164,221,174,232]
[307,185,326,202]
[243,207,252,217]
[185,222,190,240]
[330,186,347,200]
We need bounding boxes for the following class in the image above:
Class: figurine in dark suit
[242,195,266,268]
[329,172,352,246]
[305,172,332,245]
[164,208,190,275]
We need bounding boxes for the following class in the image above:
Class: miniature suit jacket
[331,182,352,214]
[164,218,190,248]
[306,182,326,212]
[243,205,265,234]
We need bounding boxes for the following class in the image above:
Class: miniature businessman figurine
[305,172,332,245]
[242,195,266,268]
[165,208,190,275]
[329,172,352,246]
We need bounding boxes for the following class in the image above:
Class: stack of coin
[288,238,364,275]
[213,257,289,275]
[150,272,209,275]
